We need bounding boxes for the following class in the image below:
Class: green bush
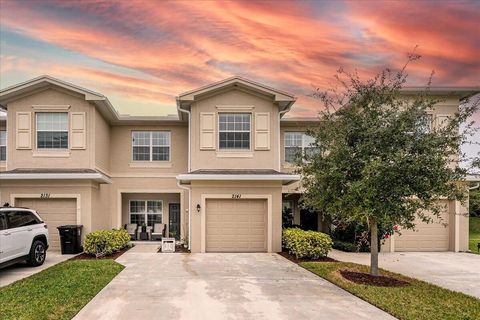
[332,240,358,252]
[84,229,130,257]
[282,228,332,259]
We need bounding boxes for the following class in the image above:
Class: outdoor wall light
[196,204,201,213]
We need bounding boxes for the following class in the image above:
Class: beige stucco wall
[109,124,188,175]
[94,109,111,174]
[0,180,103,244]
[189,180,283,253]
[189,89,280,170]
[121,192,180,237]
[5,88,96,170]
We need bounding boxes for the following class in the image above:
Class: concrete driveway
[0,251,73,287]
[75,251,394,320]
[329,250,480,299]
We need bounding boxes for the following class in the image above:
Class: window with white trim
[132,131,170,161]
[417,114,433,134]
[284,132,317,162]
[0,130,6,161]
[219,113,251,149]
[36,112,68,149]
[129,200,163,226]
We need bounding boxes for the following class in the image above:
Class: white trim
[35,111,69,150]
[131,130,171,162]
[217,112,252,151]
[11,193,81,224]
[0,172,112,184]
[129,199,163,225]
[200,194,272,253]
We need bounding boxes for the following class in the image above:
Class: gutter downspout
[176,100,192,250]
[177,181,192,251]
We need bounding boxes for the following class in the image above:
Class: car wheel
[28,240,46,267]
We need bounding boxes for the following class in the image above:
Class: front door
[169,203,180,240]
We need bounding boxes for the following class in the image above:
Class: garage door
[206,199,267,252]
[16,198,77,250]
[395,203,450,251]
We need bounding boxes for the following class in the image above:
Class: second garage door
[394,201,450,251]
[16,198,77,250]
[206,199,267,252]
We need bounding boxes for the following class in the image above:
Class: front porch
[120,192,184,242]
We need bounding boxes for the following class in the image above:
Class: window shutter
[16,112,32,149]
[200,112,216,150]
[435,115,450,130]
[255,112,270,150]
[70,112,86,149]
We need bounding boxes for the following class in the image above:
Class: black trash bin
[57,225,83,254]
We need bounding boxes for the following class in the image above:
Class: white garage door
[16,198,77,250]
[206,199,267,252]
[395,203,450,252]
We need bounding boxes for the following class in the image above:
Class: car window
[6,210,41,229]
[0,212,7,230]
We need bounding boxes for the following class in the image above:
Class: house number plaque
[231,194,241,199]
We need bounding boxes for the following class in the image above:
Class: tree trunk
[369,219,379,276]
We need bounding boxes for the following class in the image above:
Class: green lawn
[0,259,124,320]
[470,216,480,254]
[301,261,480,320]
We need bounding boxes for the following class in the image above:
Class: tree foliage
[299,54,479,275]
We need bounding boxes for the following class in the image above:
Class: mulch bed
[69,246,133,261]
[339,269,410,287]
[157,244,190,253]
[278,250,337,263]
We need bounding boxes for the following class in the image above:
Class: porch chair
[150,223,165,241]
[125,223,138,240]
[137,226,153,240]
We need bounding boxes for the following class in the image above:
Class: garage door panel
[206,199,267,252]
[16,198,77,251]
[395,204,450,252]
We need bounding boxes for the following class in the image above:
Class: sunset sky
[0,0,479,161]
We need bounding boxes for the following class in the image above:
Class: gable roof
[176,76,297,119]
[0,75,121,122]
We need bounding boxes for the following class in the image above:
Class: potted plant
[182,236,188,248]
[141,223,147,233]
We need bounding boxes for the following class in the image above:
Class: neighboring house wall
[6,88,94,170]
[189,89,280,170]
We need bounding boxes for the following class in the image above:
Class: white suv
[0,205,49,269]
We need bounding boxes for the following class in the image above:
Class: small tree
[299,54,479,276]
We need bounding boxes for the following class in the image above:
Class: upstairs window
[284,132,317,162]
[219,113,251,149]
[132,131,170,161]
[417,114,433,134]
[36,112,68,149]
[0,130,6,161]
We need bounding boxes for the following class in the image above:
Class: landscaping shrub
[84,229,130,257]
[332,240,359,252]
[282,228,332,259]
